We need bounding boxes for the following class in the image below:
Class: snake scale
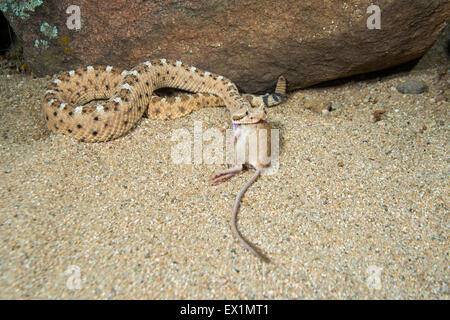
[42,58,286,142]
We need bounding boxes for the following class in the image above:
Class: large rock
[2,0,449,92]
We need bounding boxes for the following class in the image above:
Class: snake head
[231,105,267,125]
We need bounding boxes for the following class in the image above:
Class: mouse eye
[245,111,249,116]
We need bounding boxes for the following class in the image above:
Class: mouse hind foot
[210,164,243,186]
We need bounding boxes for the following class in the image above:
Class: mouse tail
[231,169,270,262]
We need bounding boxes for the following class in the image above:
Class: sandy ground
[0,31,448,298]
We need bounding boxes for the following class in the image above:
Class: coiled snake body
[42,59,286,142]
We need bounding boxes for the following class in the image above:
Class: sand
[0,35,448,299]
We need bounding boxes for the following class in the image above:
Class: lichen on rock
[0,0,44,20]
[40,22,57,39]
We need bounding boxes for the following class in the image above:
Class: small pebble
[396,80,428,94]
[372,110,386,122]
[331,103,342,110]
